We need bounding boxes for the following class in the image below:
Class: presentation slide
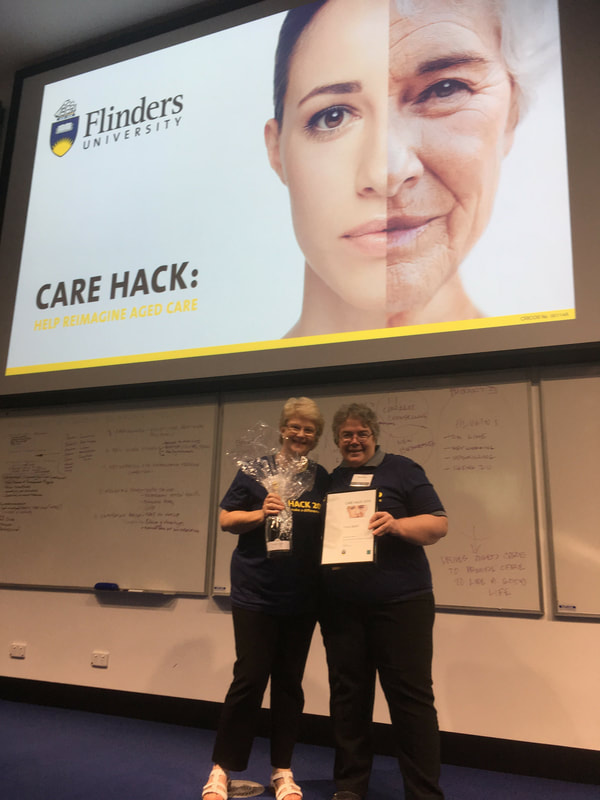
[1,0,592,397]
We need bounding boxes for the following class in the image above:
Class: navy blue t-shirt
[322,451,445,604]
[220,461,329,615]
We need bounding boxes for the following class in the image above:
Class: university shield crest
[50,100,79,156]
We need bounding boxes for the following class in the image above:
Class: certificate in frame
[322,489,377,566]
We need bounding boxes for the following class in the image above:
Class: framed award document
[322,489,377,565]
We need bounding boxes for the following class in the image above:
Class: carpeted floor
[1,700,597,799]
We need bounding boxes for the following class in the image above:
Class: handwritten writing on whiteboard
[427,384,539,610]
[96,486,201,534]
[0,401,217,592]
[442,426,498,472]
[0,425,207,538]
[439,548,529,599]
[375,394,435,465]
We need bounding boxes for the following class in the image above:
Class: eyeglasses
[286,424,317,437]
[339,431,373,443]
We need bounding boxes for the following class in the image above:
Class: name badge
[350,473,373,487]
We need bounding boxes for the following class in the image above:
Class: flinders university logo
[50,99,79,157]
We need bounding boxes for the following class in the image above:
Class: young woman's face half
[266,0,518,319]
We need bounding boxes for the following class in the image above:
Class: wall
[2,383,599,751]
[2,591,599,750]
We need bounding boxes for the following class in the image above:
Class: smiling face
[280,415,318,459]
[266,0,518,326]
[336,416,377,467]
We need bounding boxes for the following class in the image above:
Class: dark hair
[273,1,328,126]
[332,403,380,444]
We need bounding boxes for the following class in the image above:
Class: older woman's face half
[386,0,518,317]
[266,0,518,320]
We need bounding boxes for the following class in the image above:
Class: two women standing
[203,397,447,800]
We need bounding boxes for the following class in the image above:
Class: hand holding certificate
[322,489,377,565]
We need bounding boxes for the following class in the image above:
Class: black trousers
[212,604,316,772]
[320,592,444,800]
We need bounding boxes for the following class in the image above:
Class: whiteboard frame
[540,368,600,619]
[0,395,219,595]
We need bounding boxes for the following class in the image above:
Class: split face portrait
[4,0,573,382]
[265,0,567,338]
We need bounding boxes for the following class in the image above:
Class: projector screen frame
[0,0,598,403]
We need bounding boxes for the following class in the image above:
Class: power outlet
[9,642,27,659]
[91,650,109,668]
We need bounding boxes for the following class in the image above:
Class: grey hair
[394,0,561,118]
[332,403,380,445]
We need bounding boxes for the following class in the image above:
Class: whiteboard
[214,380,541,613]
[542,376,600,617]
[0,398,218,593]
